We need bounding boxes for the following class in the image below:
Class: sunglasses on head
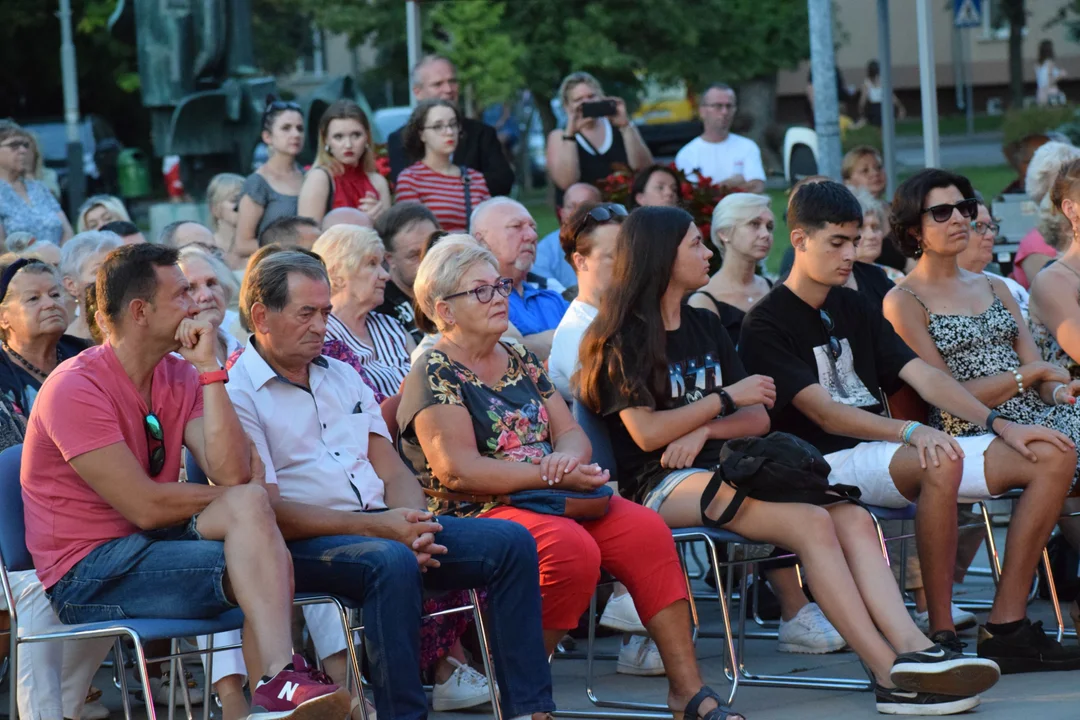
[444,277,514,304]
[144,412,165,477]
[820,309,842,362]
[922,198,978,224]
[573,203,628,244]
[263,100,301,119]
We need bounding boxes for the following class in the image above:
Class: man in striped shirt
[472,198,570,360]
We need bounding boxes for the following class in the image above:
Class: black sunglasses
[145,412,165,477]
[820,310,842,362]
[263,100,302,119]
[444,277,513,304]
[922,198,978,223]
[573,203,628,244]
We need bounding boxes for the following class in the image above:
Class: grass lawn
[763,164,1016,275]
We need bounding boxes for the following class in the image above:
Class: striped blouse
[324,312,412,398]
[393,162,490,232]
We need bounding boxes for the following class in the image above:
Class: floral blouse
[397,340,556,517]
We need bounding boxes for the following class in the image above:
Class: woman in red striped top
[395,99,491,233]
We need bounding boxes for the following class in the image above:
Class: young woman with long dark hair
[576,206,1001,715]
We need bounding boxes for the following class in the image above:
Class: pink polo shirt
[21,343,204,589]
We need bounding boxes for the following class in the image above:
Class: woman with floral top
[397,235,741,720]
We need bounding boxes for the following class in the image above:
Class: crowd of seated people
[11,109,1080,720]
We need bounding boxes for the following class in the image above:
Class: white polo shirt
[674,134,765,185]
[227,340,389,511]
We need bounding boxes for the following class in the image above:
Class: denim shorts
[48,515,236,625]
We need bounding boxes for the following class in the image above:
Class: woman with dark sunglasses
[883,168,1080,485]
[0,121,74,247]
[235,98,306,260]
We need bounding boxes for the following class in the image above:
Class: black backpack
[701,432,862,528]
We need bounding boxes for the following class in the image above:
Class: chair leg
[129,632,159,720]
[167,640,177,720]
[203,635,213,720]
[705,538,740,708]
[979,501,1003,584]
[468,589,502,720]
[1040,546,1067,642]
[8,616,17,720]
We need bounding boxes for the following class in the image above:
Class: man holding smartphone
[675,83,766,193]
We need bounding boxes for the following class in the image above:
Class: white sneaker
[80,701,111,720]
[913,603,978,634]
[599,591,647,634]
[616,636,666,676]
[431,657,491,712]
[777,602,846,654]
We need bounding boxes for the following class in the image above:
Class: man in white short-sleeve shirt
[675,83,766,193]
[227,250,554,720]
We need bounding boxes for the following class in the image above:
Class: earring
[324,145,330,153]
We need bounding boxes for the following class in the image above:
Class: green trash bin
[116,148,151,199]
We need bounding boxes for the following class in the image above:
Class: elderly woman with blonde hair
[312,224,415,397]
[75,194,131,233]
[688,193,775,341]
[1011,141,1080,289]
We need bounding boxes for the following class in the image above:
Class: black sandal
[677,686,744,720]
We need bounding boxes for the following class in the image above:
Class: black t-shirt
[0,334,89,415]
[738,284,916,455]
[598,305,745,503]
[374,279,422,344]
[852,261,895,307]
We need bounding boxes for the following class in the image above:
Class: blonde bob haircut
[206,173,244,230]
[311,224,385,294]
[711,193,772,257]
[414,235,498,333]
[1026,141,1080,205]
[76,195,131,233]
[558,71,604,110]
[313,99,377,178]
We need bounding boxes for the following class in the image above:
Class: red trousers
[482,495,688,630]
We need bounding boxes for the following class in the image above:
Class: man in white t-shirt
[675,83,766,193]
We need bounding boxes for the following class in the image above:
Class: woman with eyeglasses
[236,98,306,258]
[576,206,999,717]
[0,121,73,246]
[299,99,391,227]
[0,258,88,416]
[883,169,1080,491]
[398,234,736,720]
[395,99,490,233]
[957,197,1029,318]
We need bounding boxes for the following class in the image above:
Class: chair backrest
[572,400,618,484]
[0,444,32,572]
[381,393,402,441]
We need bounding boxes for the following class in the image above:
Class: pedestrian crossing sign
[954,0,982,28]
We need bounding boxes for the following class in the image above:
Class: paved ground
[5,530,1080,719]
[893,132,1007,171]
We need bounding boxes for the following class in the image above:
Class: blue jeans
[288,514,553,720]
[47,517,235,624]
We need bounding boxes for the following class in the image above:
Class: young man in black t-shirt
[740,181,1080,673]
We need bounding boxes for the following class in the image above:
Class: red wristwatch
[198,369,229,386]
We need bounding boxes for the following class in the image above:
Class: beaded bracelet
[900,420,920,445]
[1010,367,1024,394]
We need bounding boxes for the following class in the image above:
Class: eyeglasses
[819,310,842,362]
[971,220,1000,236]
[922,198,978,223]
[701,103,736,111]
[263,100,301,118]
[424,121,460,135]
[0,140,30,151]
[144,412,166,477]
[572,203,628,245]
[443,277,513,304]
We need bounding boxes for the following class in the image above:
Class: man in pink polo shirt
[20,243,348,719]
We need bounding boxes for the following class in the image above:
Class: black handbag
[701,432,861,528]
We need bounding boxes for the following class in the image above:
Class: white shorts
[824,434,998,508]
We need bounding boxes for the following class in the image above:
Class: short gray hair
[1026,141,1080,205]
[470,197,525,235]
[414,235,498,333]
[240,251,329,328]
[711,193,771,256]
[853,189,888,226]
[178,244,240,307]
[60,230,122,281]
[411,54,455,88]
[311,225,385,294]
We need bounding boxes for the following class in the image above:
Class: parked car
[372,106,412,145]
[20,115,122,202]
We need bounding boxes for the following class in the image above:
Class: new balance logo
[278,681,299,702]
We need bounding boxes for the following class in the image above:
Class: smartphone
[580,99,617,118]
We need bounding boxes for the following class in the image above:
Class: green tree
[428,0,523,113]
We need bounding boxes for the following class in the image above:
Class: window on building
[982,0,1027,41]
